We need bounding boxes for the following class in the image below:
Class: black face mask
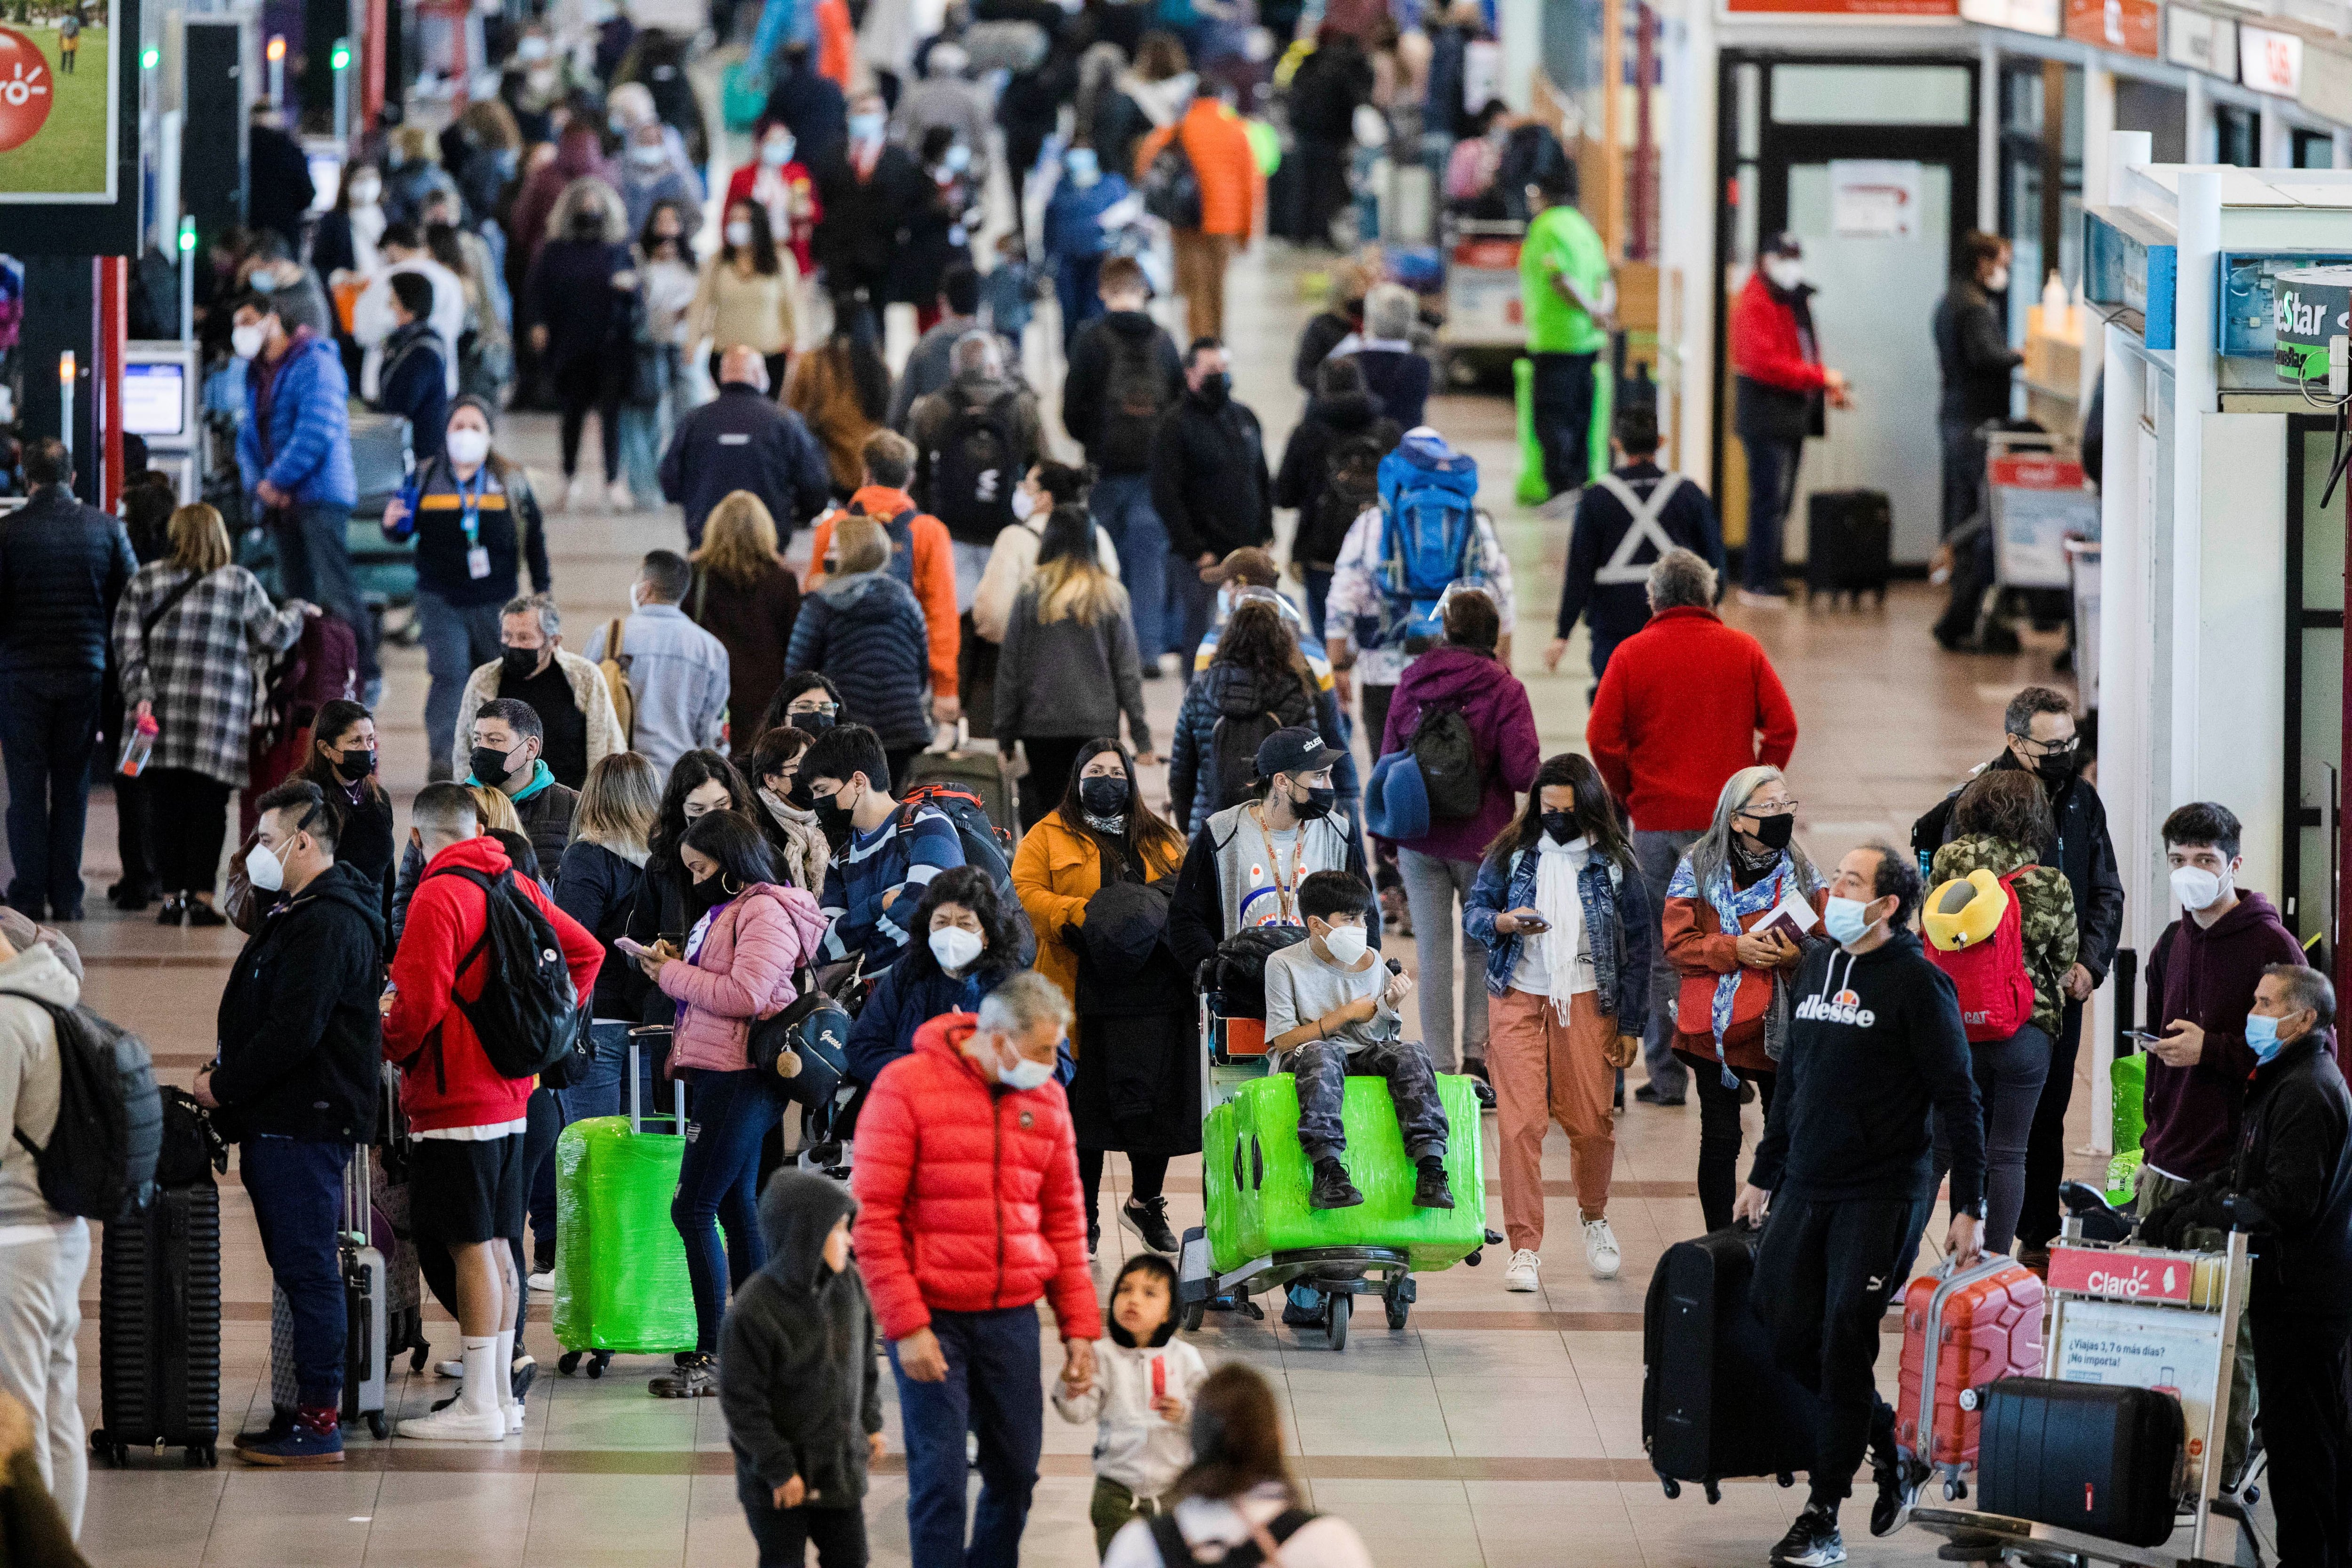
[2031,746,2077,782]
[787,775,817,812]
[685,873,734,914]
[501,646,544,683]
[1292,784,1336,821]
[470,744,519,784]
[332,748,376,784]
[812,786,857,836]
[1079,776,1130,818]
[1540,810,1580,845]
[1746,811,1796,851]
[1196,371,1232,406]
[571,212,606,239]
[788,710,835,734]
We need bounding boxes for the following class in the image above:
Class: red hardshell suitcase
[1895,1255,2045,1482]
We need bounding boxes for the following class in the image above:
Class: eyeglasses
[787,699,838,715]
[1742,800,1799,816]
[2009,733,2076,757]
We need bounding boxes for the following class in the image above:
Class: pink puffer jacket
[656,883,830,1074]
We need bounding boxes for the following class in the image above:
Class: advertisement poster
[2065,0,2158,58]
[2055,1301,2223,1493]
[1725,0,1959,19]
[1960,0,2062,37]
[0,0,117,202]
[1829,160,1923,241]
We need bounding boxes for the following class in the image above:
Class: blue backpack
[1359,437,1485,651]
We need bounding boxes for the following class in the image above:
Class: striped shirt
[818,804,966,964]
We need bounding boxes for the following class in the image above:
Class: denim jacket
[1464,844,1654,1023]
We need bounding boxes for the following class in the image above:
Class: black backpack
[927,391,1022,546]
[1209,925,1308,1019]
[1148,1507,1319,1568]
[1139,134,1204,229]
[1097,328,1173,471]
[2,990,162,1219]
[1208,708,1285,816]
[1411,704,1483,820]
[895,788,1041,967]
[423,865,582,1080]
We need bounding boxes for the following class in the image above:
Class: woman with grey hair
[1337,281,1432,430]
[1661,764,1826,1229]
[524,177,639,511]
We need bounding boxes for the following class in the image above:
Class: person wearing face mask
[743,725,829,893]
[289,700,395,930]
[1661,765,1826,1230]
[850,972,1100,1568]
[1465,754,1653,1291]
[1261,870,1448,1212]
[524,179,640,511]
[1910,684,2123,1268]
[725,119,824,277]
[2141,965,2352,1568]
[508,119,612,278]
[1932,231,2023,544]
[659,346,833,548]
[636,810,828,1400]
[1041,143,1137,350]
[194,781,389,1467]
[689,202,800,394]
[616,121,703,249]
[845,866,1023,1085]
[461,698,580,872]
[1732,843,1984,1565]
[970,461,1121,648]
[799,725,969,968]
[623,201,701,506]
[313,162,388,301]
[815,92,926,337]
[620,751,759,1028]
[497,32,567,146]
[1150,338,1273,668]
[446,591,621,792]
[890,43,994,190]
[1730,231,1851,607]
[756,670,847,752]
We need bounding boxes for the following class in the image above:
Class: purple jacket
[2143,890,2308,1182]
[1378,645,1542,863]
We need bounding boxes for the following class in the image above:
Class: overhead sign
[2065,0,2158,57]
[2241,23,2304,96]
[1829,159,1924,240]
[1961,0,2062,37]
[1725,0,1960,18]
[2166,7,2238,80]
[0,0,137,253]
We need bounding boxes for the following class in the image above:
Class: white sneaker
[526,1270,554,1293]
[606,479,634,512]
[435,1359,464,1380]
[1504,1249,1541,1293]
[1737,587,1790,610]
[398,1402,507,1442]
[507,1402,525,1435]
[547,475,571,514]
[1583,1218,1622,1280]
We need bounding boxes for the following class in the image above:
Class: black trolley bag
[1804,489,1894,606]
[1643,1225,1819,1501]
[1974,1378,2185,1548]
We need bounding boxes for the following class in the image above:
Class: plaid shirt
[111,562,304,788]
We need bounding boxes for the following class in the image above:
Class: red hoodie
[850,1013,1100,1343]
[384,835,605,1133]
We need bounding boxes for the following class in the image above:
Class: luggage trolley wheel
[1179,1298,1206,1333]
[188,1444,217,1468]
[1383,1278,1410,1330]
[1324,1291,1351,1351]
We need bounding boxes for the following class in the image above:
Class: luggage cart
[1907,1220,2270,1568]
[1986,429,2099,591]
[1435,217,1526,383]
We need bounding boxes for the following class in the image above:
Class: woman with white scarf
[1464,753,1654,1293]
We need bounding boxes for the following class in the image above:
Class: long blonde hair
[572,752,659,865]
[167,504,232,575]
[465,785,526,836]
[692,491,783,591]
[1032,503,1126,626]
[830,514,890,576]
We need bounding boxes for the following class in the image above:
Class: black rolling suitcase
[1804,489,1893,606]
[1642,1227,1818,1501]
[1975,1378,2184,1547]
[91,1181,223,1468]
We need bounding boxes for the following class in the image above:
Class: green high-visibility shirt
[1521,203,1610,355]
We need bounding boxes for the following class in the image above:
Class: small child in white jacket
[1052,1254,1210,1557]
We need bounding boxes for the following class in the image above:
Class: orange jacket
[805,485,959,698]
[814,0,854,86]
[1137,101,1257,239]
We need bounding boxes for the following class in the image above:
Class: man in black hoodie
[1736,843,1984,1568]
[195,780,387,1467]
[1064,258,1184,669]
[1150,338,1273,679]
[717,1171,886,1566]
[2145,965,2352,1568]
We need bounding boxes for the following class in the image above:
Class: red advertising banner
[2065,0,2159,57]
[1989,455,2087,491]
[2046,1246,2199,1304]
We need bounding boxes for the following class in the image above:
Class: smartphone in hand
[615,936,652,959]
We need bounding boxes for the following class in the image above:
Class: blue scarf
[1666,848,1804,1085]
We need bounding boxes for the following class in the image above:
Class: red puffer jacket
[850,1013,1101,1343]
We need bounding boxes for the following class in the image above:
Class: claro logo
[2080,1261,2179,1299]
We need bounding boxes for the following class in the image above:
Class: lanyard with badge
[457,465,493,580]
[1251,805,1302,925]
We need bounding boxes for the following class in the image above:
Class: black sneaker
[649,1354,718,1398]
[1122,1196,1179,1252]
[232,1407,294,1451]
[1412,1157,1455,1210]
[1308,1158,1363,1210]
[1087,1218,1100,1259]
[1871,1452,1930,1537]
[1770,1505,1846,1568]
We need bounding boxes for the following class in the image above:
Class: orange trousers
[1487,986,1617,1253]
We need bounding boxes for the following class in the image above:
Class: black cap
[1255,725,1345,780]
[1761,231,1803,260]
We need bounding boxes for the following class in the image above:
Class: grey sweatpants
[0,1220,91,1536]
[1397,847,1487,1074]
[1633,829,1699,1100]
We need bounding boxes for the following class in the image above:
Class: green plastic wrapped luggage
[1202,1073,1486,1275]
[2106,1053,2149,1204]
[550,1117,698,1354]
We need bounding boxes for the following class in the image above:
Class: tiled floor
[32,237,2136,1566]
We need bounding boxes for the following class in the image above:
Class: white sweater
[1050,1336,1208,1499]
[0,943,80,1233]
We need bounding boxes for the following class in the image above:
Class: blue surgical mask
[2246,1012,2287,1063]
[1065,147,1099,186]
[849,112,885,142]
[1822,895,1873,946]
[943,143,971,174]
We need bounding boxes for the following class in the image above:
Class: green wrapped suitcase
[2106,1052,2148,1204]
[1203,1073,1486,1275]
[550,1116,698,1358]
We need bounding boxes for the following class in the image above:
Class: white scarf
[1532,835,1590,1023]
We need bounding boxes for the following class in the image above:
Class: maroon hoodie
[2142,890,2308,1181]
[1378,645,1542,863]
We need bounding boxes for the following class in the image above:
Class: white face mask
[1010,487,1035,522]
[761,137,794,166]
[1764,256,1803,291]
[516,34,550,61]
[2171,864,2226,912]
[446,427,491,467]
[348,177,381,206]
[1985,265,2010,293]
[246,840,287,892]
[725,220,754,248]
[231,323,268,361]
[629,142,667,169]
[996,1038,1055,1091]
[1320,922,1369,964]
[929,925,984,973]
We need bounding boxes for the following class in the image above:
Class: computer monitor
[123,342,201,447]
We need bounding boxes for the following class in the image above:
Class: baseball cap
[1255,725,1345,780]
[1202,547,1279,588]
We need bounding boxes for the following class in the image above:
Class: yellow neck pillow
[1923,869,2006,952]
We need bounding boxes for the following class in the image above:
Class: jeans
[1750,1192,1934,1511]
[1302,566,1334,643]
[274,500,378,682]
[1056,254,1104,353]
[1694,1064,1775,1232]
[1530,351,1597,500]
[2015,998,2083,1252]
[1930,1023,2051,1256]
[1739,432,1802,596]
[242,1135,350,1408]
[1631,829,1698,1100]
[1292,1038,1449,1163]
[0,667,102,917]
[528,1022,629,1264]
[672,1066,788,1354]
[2249,1309,2352,1568]
[415,591,505,777]
[1092,474,1168,663]
[1396,847,1486,1072]
[0,1220,89,1536]
[1167,552,1218,682]
[1939,418,1988,540]
[891,1304,1044,1568]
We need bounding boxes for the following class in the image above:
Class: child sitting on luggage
[1052,1254,1210,1559]
[717,1172,887,1568]
[1262,871,1455,1212]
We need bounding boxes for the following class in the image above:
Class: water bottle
[118,712,158,777]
